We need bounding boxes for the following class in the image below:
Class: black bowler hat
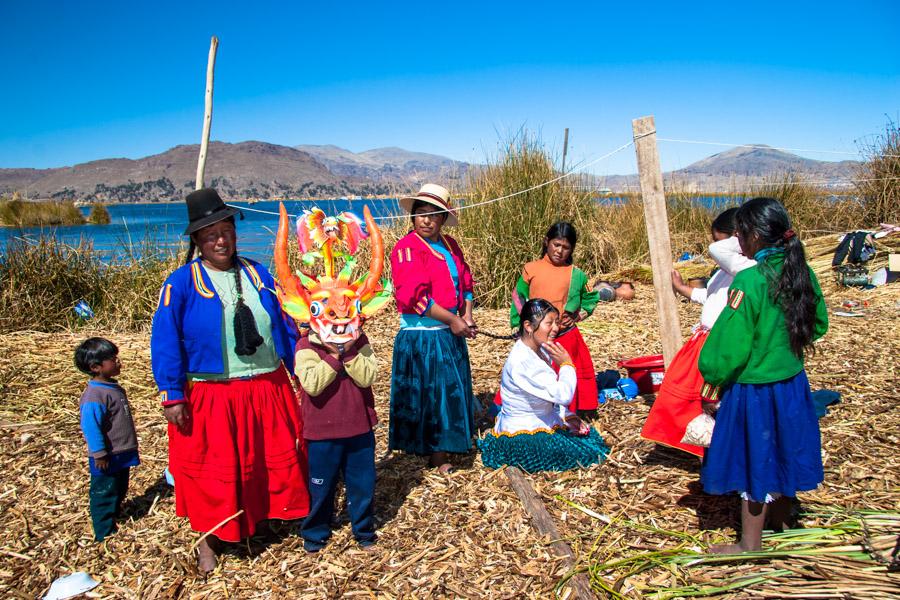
[183,188,242,235]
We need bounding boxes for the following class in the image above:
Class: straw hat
[399,183,458,226]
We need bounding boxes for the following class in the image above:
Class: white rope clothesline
[229,141,636,221]
[228,136,899,220]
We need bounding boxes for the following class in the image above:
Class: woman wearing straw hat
[388,184,478,474]
[150,188,309,572]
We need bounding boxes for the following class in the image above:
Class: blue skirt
[388,328,476,455]
[479,426,609,473]
[701,370,823,502]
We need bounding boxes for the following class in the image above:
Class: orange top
[522,256,573,315]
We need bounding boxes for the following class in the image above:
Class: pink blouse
[390,231,474,315]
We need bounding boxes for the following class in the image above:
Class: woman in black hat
[150,189,309,572]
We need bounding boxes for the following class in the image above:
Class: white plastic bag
[43,572,99,600]
[681,413,715,447]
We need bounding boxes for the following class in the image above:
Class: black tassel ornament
[232,255,264,355]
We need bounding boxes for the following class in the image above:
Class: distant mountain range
[0,141,859,202]
[593,145,859,192]
[295,144,470,186]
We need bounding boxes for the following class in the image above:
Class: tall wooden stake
[196,36,219,190]
[561,127,570,173]
[632,116,682,367]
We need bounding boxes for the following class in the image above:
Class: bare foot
[197,537,218,573]
[436,463,455,475]
[708,541,761,555]
[429,451,449,468]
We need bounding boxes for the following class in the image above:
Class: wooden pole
[561,127,570,173]
[632,116,682,367]
[506,467,597,599]
[195,36,219,190]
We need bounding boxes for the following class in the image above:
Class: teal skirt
[479,426,609,473]
[388,328,476,455]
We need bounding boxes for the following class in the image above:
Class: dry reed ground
[0,235,898,599]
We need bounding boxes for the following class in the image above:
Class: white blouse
[495,340,577,434]
[690,236,756,330]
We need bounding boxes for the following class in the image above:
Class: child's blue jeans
[90,467,130,541]
[302,430,376,551]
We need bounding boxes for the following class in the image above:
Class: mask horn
[357,205,384,300]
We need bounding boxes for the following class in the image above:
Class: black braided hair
[518,298,560,338]
[735,197,818,358]
[231,253,264,356]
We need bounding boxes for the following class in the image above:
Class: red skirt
[493,326,598,411]
[168,367,310,542]
[640,329,708,458]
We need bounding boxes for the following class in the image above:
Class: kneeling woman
[480,299,609,473]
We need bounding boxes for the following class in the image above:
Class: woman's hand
[565,415,590,436]
[702,401,719,416]
[164,403,189,429]
[542,341,573,366]
[450,315,476,339]
[559,312,576,329]
[671,270,693,299]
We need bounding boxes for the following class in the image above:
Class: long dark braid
[736,197,818,358]
[232,252,264,355]
[184,240,196,265]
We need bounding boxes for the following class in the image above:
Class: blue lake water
[0,195,751,262]
[0,199,406,262]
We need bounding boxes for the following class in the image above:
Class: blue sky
[1,0,898,174]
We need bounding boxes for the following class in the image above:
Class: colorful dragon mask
[274,202,392,345]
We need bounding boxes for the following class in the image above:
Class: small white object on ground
[164,466,175,487]
[43,572,100,600]
[870,268,888,287]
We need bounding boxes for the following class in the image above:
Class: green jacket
[698,254,828,387]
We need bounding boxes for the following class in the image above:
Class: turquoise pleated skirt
[388,328,476,455]
[479,426,609,473]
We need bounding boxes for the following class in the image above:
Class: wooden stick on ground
[632,115,682,367]
[506,467,597,599]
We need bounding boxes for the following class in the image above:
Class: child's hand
[94,455,110,472]
[702,401,719,416]
[671,270,692,299]
[321,341,343,359]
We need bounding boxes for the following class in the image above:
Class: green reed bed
[0,197,85,227]
[0,235,180,332]
[556,498,900,599]
[86,203,111,225]
[856,118,900,225]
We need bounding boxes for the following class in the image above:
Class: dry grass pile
[0,235,898,598]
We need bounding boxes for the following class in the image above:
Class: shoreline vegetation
[1,125,897,332]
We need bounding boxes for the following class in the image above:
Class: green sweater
[698,255,828,387]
